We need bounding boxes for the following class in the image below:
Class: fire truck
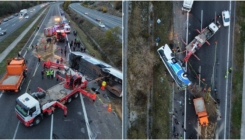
[15,70,97,127]
[183,22,221,62]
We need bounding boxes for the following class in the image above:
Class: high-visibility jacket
[50,69,54,75]
[46,70,50,76]
[102,81,106,87]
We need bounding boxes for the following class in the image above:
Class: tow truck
[15,70,97,127]
[183,22,221,62]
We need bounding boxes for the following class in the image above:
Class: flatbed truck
[0,58,27,92]
[15,72,96,127]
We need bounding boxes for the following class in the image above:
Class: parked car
[85,12,88,15]
[99,22,105,28]
[25,15,29,19]
[222,10,230,27]
[96,18,101,22]
[0,28,7,36]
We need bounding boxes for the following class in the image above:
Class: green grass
[0,7,48,76]
[64,7,122,69]
[230,2,245,139]
[151,1,172,138]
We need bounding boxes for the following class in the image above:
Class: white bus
[69,52,123,97]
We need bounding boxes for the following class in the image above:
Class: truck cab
[15,93,41,126]
[182,0,194,12]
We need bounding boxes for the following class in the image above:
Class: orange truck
[193,97,209,126]
[0,58,27,92]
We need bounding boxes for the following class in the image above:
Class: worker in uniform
[38,55,41,63]
[70,77,74,89]
[41,70,44,79]
[50,69,54,79]
[46,69,50,79]
[101,81,106,91]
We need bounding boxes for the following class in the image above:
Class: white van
[182,0,194,12]
[64,24,71,33]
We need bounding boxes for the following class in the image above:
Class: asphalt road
[185,1,235,139]
[0,4,43,42]
[69,3,122,31]
[0,2,121,139]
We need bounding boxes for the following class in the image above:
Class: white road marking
[224,1,232,138]
[32,63,40,77]
[13,121,20,139]
[23,8,49,58]
[184,11,189,139]
[0,91,3,98]
[79,94,92,140]
[50,114,53,140]
[25,80,31,93]
[201,10,203,30]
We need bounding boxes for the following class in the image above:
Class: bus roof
[71,52,122,79]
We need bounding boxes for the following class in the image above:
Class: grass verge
[64,7,122,69]
[0,7,48,76]
[230,2,245,139]
[151,1,173,138]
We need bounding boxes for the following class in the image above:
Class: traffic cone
[108,104,112,112]
[101,86,105,90]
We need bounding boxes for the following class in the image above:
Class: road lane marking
[201,10,203,30]
[25,80,31,93]
[0,91,3,98]
[32,63,40,77]
[184,11,189,139]
[224,1,232,138]
[13,121,20,139]
[79,94,93,140]
[23,7,49,58]
[50,114,53,140]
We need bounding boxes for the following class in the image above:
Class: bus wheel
[34,116,41,125]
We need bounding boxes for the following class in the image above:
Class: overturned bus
[68,52,122,97]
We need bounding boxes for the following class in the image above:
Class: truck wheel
[67,97,72,104]
[73,93,79,99]
[34,117,41,125]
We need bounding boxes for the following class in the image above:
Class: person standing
[36,44,38,52]
[38,55,41,63]
[61,48,63,55]
[64,49,67,57]
[41,70,44,79]
[50,69,54,79]
[70,40,73,47]
[18,51,21,57]
[46,69,50,79]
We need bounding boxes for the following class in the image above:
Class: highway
[184,1,236,139]
[0,2,121,139]
[0,4,43,42]
[69,3,122,31]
